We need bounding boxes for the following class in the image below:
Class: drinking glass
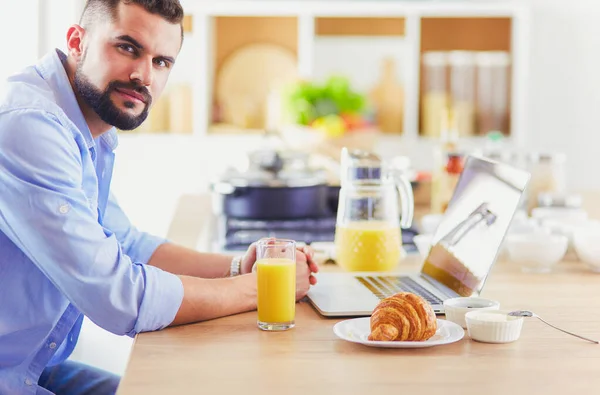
[256,239,296,331]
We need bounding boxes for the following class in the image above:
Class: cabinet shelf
[148,0,529,158]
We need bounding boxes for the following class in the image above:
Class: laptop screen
[420,155,530,297]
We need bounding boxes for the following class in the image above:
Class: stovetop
[216,216,337,251]
[215,215,419,252]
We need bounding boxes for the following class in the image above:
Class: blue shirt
[0,49,184,394]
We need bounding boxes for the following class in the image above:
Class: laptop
[306,155,530,316]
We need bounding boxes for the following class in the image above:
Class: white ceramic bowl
[541,217,599,238]
[443,297,501,329]
[465,310,524,343]
[541,218,600,257]
[508,217,547,235]
[572,227,600,273]
[531,207,588,223]
[505,232,568,273]
[413,234,433,258]
[500,218,550,258]
[420,214,442,235]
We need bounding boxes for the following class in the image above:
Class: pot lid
[219,167,328,188]
[218,148,328,188]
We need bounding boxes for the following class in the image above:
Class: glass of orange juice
[256,238,296,331]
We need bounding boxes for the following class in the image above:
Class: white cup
[443,297,500,329]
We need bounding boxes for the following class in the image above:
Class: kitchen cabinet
[138,1,529,168]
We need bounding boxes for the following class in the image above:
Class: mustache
[108,80,152,105]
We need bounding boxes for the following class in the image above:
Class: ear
[66,25,86,61]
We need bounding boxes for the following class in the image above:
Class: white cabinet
[170,1,530,167]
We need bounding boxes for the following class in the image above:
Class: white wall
[523,0,600,190]
[0,0,39,78]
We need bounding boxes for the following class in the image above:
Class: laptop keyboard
[356,276,443,305]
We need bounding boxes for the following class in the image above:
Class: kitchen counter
[116,254,600,395]
[114,191,600,395]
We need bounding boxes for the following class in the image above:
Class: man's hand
[240,239,319,300]
[294,245,319,300]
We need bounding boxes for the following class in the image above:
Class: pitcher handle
[394,173,414,229]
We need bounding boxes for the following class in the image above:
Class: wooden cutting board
[216,43,298,130]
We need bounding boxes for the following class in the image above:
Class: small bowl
[500,219,550,259]
[420,214,442,235]
[573,227,600,273]
[465,310,524,343]
[505,232,568,273]
[413,234,433,258]
[531,207,588,223]
[443,297,500,329]
[542,218,600,258]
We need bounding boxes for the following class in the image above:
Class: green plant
[283,75,366,126]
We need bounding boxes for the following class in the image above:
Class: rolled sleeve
[0,110,182,336]
[131,232,167,264]
[129,264,184,335]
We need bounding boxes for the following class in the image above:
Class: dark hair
[80,0,184,38]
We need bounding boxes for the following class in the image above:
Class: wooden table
[117,256,600,395]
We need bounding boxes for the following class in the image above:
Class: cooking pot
[211,149,337,219]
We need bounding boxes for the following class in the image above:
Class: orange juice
[335,221,401,272]
[257,258,296,326]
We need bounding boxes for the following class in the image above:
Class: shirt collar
[35,49,119,152]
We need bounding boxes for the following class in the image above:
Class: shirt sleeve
[103,192,167,264]
[0,109,184,336]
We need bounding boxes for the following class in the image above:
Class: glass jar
[422,51,449,137]
[525,153,567,214]
[448,51,476,137]
[475,51,511,136]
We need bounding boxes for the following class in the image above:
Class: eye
[153,58,170,69]
[117,43,137,55]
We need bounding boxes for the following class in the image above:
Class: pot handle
[394,173,414,229]
[212,182,240,196]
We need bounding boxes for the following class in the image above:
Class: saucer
[333,317,464,348]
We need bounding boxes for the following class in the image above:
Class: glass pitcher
[334,148,414,272]
[421,203,497,297]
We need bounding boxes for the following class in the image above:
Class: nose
[129,57,153,87]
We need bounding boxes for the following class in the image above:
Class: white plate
[333,317,464,348]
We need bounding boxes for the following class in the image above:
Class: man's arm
[104,193,237,278]
[0,111,183,336]
[169,274,257,325]
[166,243,318,327]
[147,243,236,278]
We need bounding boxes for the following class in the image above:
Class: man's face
[74,3,181,130]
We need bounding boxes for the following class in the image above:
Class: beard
[74,64,152,131]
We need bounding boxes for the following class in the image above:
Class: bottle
[430,108,461,214]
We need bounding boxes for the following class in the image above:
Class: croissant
[368,292,437,342]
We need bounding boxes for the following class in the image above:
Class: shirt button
[25,379,32,386]
[59,204,70,214]
[49,342,57,349]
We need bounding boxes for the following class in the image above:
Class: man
[0,1,318,394]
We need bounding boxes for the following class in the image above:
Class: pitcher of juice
[334,148,414,272]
